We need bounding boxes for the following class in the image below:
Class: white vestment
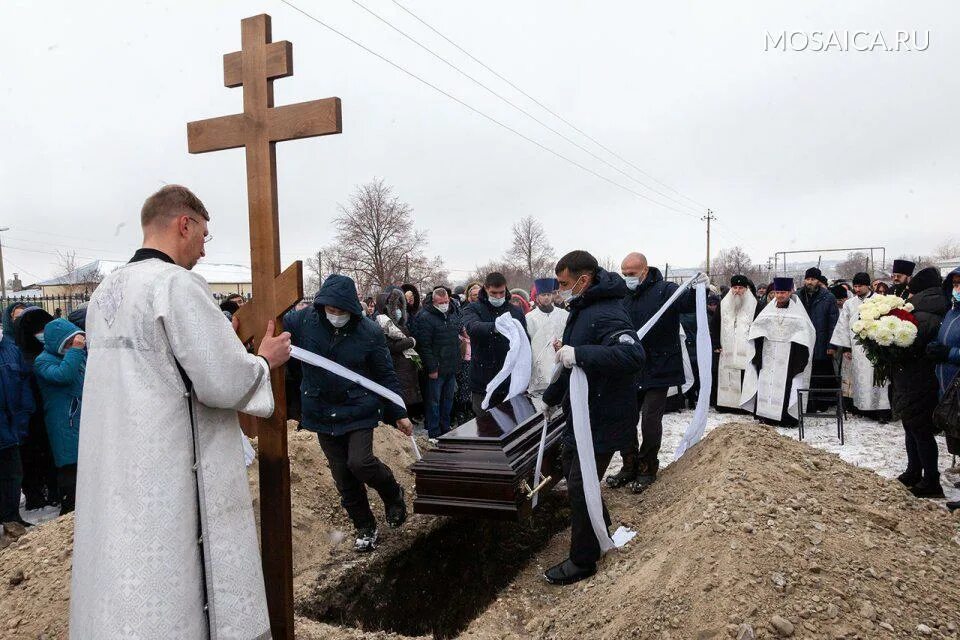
[525,306,568,393]
[71,258,274,640]
[829,292,890,411]
[716,292,757,409]
[740,297,815,421]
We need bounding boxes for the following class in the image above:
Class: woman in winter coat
[34,318,86,515]
[890,267,947,499]
[925,267,960,510]
[374,289,422,408]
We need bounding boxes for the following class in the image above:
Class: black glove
[925,342,950,363]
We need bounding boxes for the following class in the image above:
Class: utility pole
[701,210,716,276]
[0,227,9,300]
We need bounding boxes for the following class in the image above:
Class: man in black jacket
[414,286,462,440]
[461,272,528,416]
[606,252,695,492]
[798,267,840,412]
[284,274,414,553]
[542,250,645,585]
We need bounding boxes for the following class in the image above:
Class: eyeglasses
[186,216,213,243]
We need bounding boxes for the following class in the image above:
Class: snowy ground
[606,407,960,504]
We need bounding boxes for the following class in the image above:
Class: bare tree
[506,216,555,284]
[704,246,762,284]
[835,251,872,279]
[333,179,432,291]
[933,239,960,261]
[467,260,532,292]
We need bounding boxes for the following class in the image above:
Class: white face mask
[35,332,45,342]
[326,312,349,328]
[558,275,588,303]
[488,295,506,308]
[436,303,450,314]
[624,276,640,290]
[394,309,403,321]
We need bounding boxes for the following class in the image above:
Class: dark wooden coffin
[412,394,565,521]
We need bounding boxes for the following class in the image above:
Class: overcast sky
[2,1,957,284]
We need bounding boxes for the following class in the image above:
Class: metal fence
[1,294,91,318]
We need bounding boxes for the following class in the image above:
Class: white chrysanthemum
[851,319,866,335]
[880,316,901,332]
[893,325,916,347]
[874,329,895,346]
[886,295,904,307]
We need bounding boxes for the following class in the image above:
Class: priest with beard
[740,278,815,426]
[716,275,758,412]
[526,277,569,394]
[828,272,891,420]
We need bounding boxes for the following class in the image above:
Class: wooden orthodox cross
[187,14,342,639]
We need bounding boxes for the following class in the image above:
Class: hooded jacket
[935,267,960,398]
[461,286,528,394]
[284,274,407,436]
[0,334,34,451]
[622,267,695,389]
[374,288,421,405]
[2,302,25,338]
[543,269,646,453]
[799,284,840,360]
[33,318,86,467]
[891,267,947,432]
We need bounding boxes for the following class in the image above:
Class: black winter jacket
[414,303,463,377]
[622,267,695,389]
[891,267,946,433]
[544,269,646,453]
[799,285,840,360]
[284,274,407,436]
[461,288,528,394]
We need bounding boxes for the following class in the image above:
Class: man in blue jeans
[415,287,462,440]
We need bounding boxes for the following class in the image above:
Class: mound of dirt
[0,421,420,640]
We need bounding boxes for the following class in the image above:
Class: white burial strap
[480,314,532,410]
[290,345,422,461]
[674,281,712,459]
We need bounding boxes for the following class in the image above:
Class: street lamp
[0,227,8,300]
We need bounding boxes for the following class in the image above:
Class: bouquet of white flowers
[850,294,919,386]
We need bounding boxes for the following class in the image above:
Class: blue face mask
[488,295,506,308]
[953,290,960,303]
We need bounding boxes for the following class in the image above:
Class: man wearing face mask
[284,274,414,553]
[541,250,645,584]
[462,272,528,417]
[606,252,695,492]
[414,286,463,440]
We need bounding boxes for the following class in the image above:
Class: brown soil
[3,421,960,640]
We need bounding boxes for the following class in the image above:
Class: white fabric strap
[290,345,421,461]
[480,314,532,410]
[674,281,712,458]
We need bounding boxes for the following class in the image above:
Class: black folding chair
[797,373,845,445]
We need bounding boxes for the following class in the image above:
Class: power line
[389,0,710,212]
[349,0,701,216]
[277,0,698,219]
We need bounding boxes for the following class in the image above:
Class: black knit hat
[829,284,848,301]
[804,267,823,280]
[892,259,916,277]
[730,275,750,288]
[852,272,871,286]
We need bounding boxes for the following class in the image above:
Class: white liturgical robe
[526,305,569,393]
[829,292,890,412]
[716,291,757,409]
[70,257,274,640]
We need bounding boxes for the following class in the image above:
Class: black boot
[896,470,922,487]
[910,477,945,499]
[543,558,596,585]
[630,458,660,494]
[605,450,638,488]
[946,500,960,512]
[385,486,407,528]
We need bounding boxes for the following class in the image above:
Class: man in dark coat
[891,266,947,498]
[414,286,463,439]
[891,259,916,300]
[542,251,645,585]
[0,328,35,528]
[284,274,413,552]
[461,272,528,417]
[606,252,695,491]
[797,267,840,412]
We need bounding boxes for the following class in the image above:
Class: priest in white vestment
[716,275,758,411]
[740,277,815,426]
[526,277,569,393]
[829,272,891,419]
[70,185,292,640]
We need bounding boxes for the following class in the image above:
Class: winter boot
[946,500,959,512]
[910,477,945,499]
[605,449,639,488]
[385,487,408,528]
[630,458,660,494]
[354,527,379,553]
[896,470,922,487]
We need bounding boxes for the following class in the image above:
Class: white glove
[556,345,577,369]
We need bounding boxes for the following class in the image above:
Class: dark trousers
[317,429,402,530]
[562,446,615,567]
[636,387,669,474]
[0,446,24,524]
[904,428,939,480]
[426,373,456,438]
[57,464,78,516]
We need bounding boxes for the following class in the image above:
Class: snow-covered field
[608,408,960,503]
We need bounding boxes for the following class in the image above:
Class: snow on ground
[19,496,60,526]
[607,408,960,504]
